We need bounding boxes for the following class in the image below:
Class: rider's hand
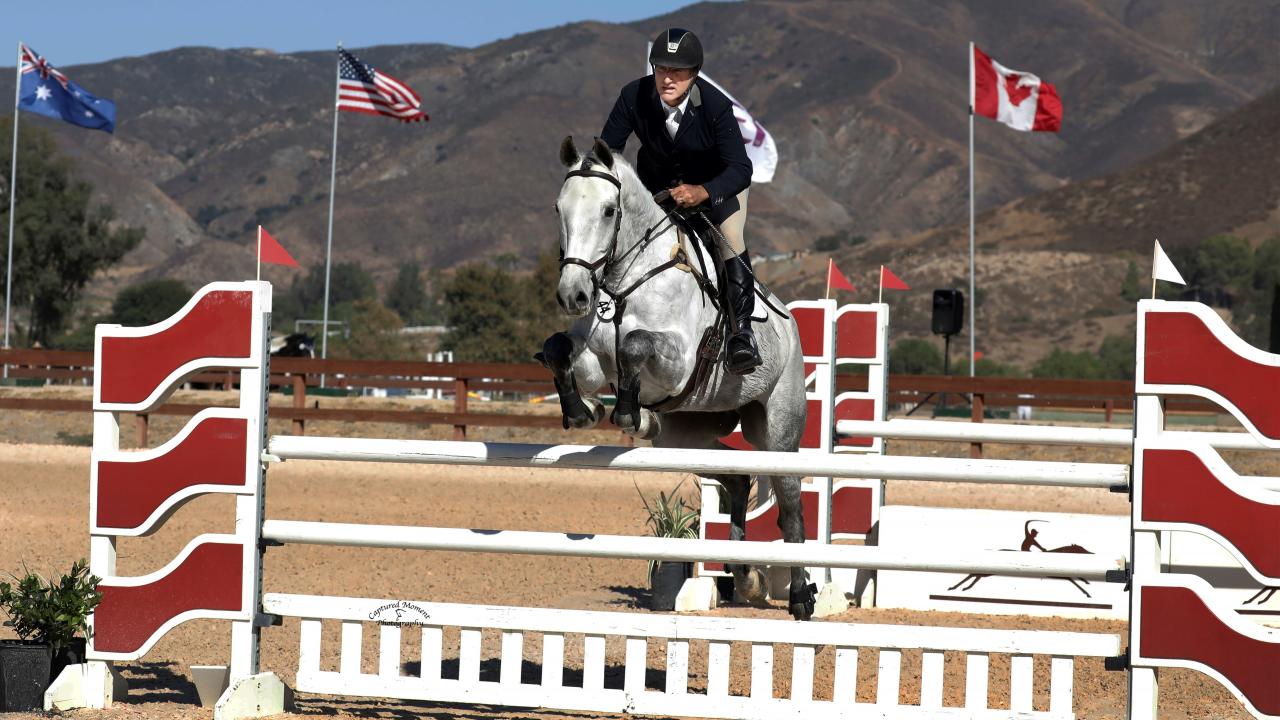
[670,184,710,208]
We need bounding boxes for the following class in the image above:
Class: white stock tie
[666,107,681,139]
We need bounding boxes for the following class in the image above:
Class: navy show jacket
[600,75,753,225]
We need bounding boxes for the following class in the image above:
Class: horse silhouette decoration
[537,137,816,620]
[948,520,1095,597]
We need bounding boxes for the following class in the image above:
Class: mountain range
[2,0,1277,363]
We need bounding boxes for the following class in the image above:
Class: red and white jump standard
[52,282,1280,720]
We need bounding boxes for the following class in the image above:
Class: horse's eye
[604,207,616,218]
[553,205,560,214]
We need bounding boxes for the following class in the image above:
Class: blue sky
[4,0,698,68]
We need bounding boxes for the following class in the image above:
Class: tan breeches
[715,189,749,260]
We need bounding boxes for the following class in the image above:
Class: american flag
[20,43,69,90]
[337,48,428,123]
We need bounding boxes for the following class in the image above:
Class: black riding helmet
[649,28,703,71]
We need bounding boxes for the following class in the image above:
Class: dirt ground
[0,390,1269,720]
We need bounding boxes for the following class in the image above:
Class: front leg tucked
[610,329,680,439]
[540,332,605,430]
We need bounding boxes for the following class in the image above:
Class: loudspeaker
[932,289,965,336]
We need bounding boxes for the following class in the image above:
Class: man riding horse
[600,28,762,375]
[537,29,816,620]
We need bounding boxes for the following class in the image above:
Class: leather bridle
[558,167,624,291]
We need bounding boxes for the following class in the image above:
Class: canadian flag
[971,44,1062,133]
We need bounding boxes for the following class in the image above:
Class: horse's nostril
[575,291,588,307]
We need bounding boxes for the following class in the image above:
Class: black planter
[50,638,86,684]
[649,561,692,611]
[0,640,52,712]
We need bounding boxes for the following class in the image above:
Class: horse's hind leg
[741,389,815,621]
[652,412,768,606]
[537,332,605,429]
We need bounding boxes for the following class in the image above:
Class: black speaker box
[932,289,965,336]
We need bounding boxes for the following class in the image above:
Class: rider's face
[654,65,696,106]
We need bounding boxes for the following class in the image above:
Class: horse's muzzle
[556,268,594,318]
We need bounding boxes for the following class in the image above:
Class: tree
[282,261,376,323]
[384,264,429,326]
[440,249,561,363]
[327,299,412,360]
[0,118,143,346]
[1188,235,1252,307]
[1031,349,1104,379]
[1119,260,1141,303]
[889,338,942,375]
[1096,333,1136,380]
[954,356,1022,377]
[110,279,193,327]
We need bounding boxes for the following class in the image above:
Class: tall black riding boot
[725,250,763,375]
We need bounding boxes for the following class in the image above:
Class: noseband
[559,167,624,285]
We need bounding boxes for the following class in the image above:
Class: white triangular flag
[1152,239,1185,285]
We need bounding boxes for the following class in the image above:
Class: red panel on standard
[792,307,827,358]
[830,485,875,535]
[720,399,824,451]
[835,397,876,447]
[99,290,254,406]
[96,417,249,531]
[1140,584,1280,716]
[1145,311,1280,440]
[836,311,878,360]
[93,542,243,655]
[704,491,820,571]
[1142,449,1280,579]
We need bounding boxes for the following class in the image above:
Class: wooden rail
[1,350,1219,447]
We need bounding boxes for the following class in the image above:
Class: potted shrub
[0,559,102,711]
[637,481,699,610]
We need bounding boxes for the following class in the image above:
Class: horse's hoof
[789,601,814,621]
[735,568,769,605]
[788,582,818,621]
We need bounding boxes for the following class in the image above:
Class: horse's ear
[591,137,614,169]
[560,136,580,168]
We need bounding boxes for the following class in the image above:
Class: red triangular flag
[881,266,910,291]
[259,226,298,267]
[827,259,855,292]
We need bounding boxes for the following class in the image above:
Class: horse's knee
[618,330,658,378]
[542,332,574,371]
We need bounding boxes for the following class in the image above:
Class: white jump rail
[267,436,1130,489]
[264,592,1121,720]
[837,418,1270,451]
[261,520,1123,580]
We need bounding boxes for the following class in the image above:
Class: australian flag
[18,43,116,133]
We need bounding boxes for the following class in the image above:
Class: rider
[600,28,761,375]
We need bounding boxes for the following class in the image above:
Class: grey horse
[538,136,815,620]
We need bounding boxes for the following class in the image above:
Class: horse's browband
[564,168,622,189]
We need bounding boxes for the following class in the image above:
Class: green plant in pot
[0,559,102,711]
[637,480,699,611]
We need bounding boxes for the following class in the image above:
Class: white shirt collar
[664,92,691,118]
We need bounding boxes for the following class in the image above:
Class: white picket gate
[265,593,1119,719]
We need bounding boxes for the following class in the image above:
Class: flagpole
[320,43,342,384]
[878,265,884,305]
[967,40,976,377]
[5,42,22,368]
[256,225,262,282]
[825,259,831,300]
[1150,239,1158,300]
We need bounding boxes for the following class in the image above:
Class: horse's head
[555,136,621,318]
